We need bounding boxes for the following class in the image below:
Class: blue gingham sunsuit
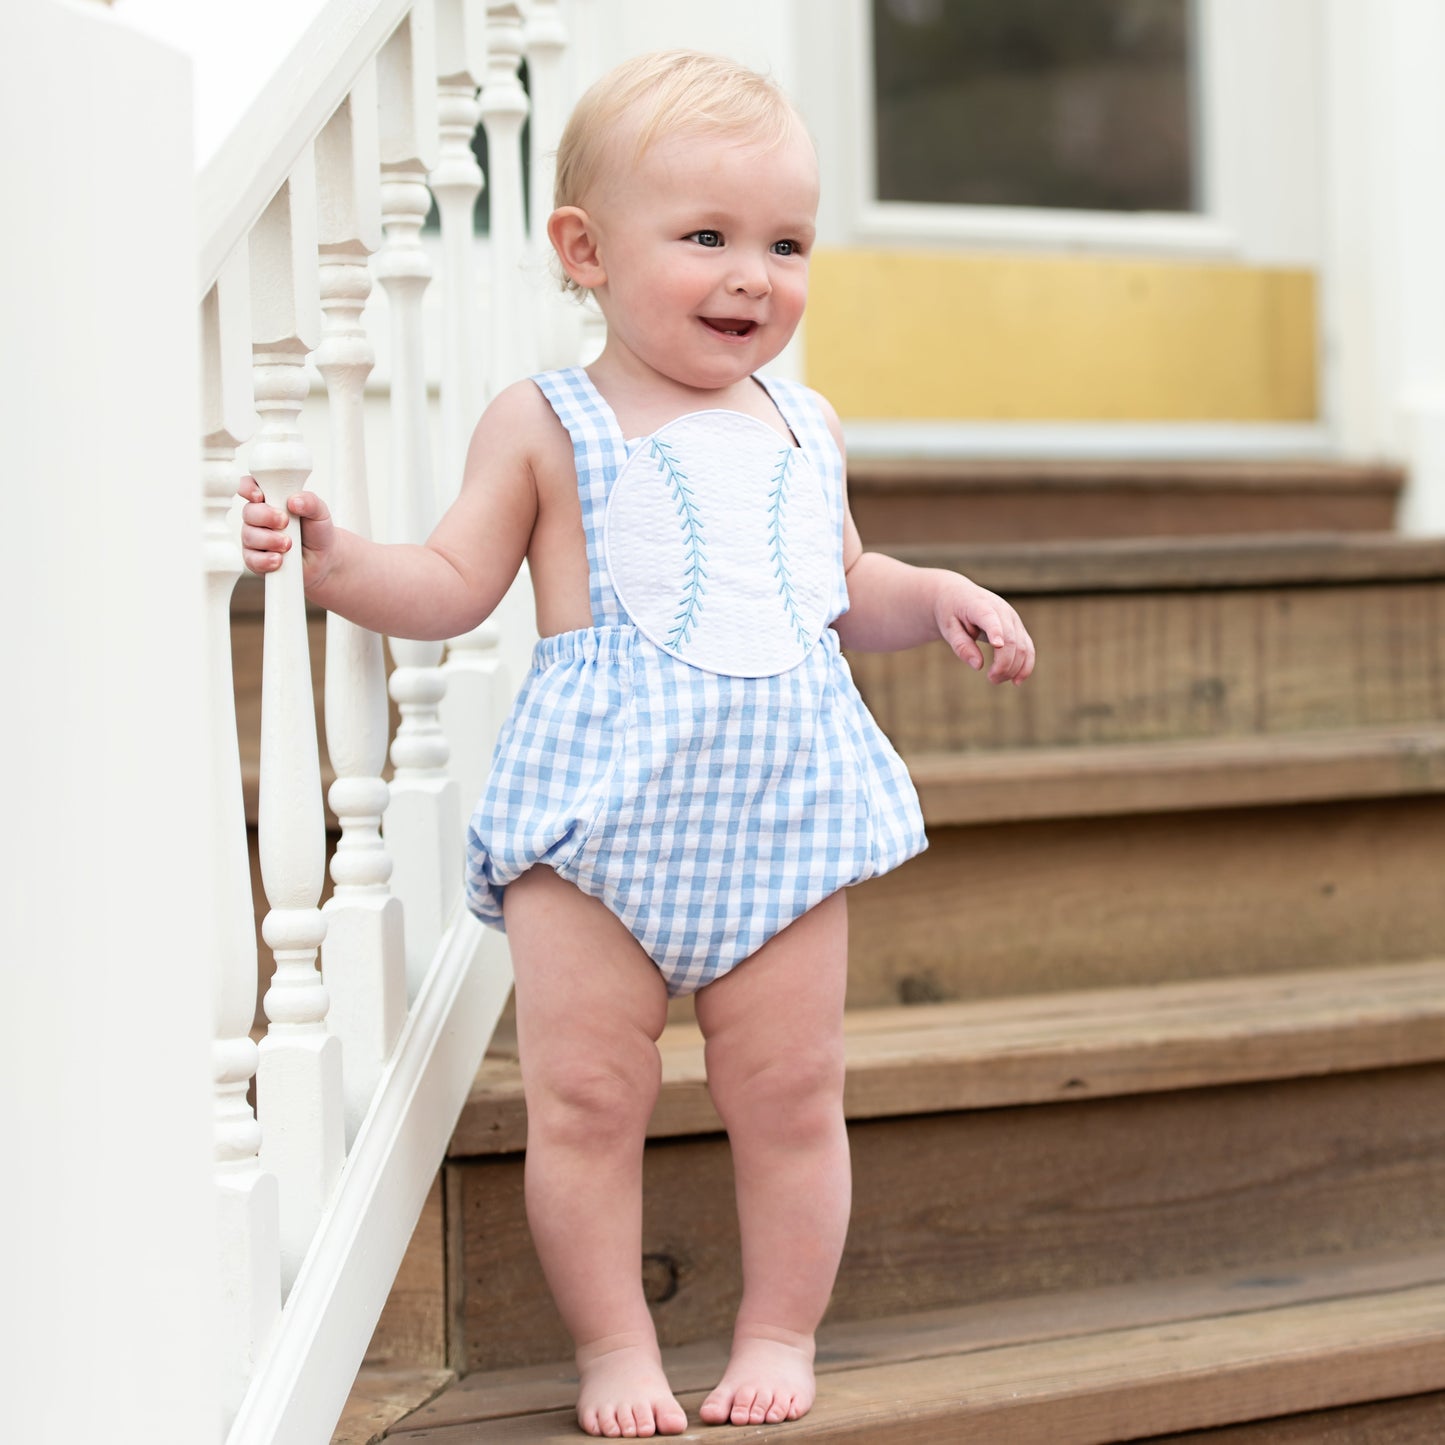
[463,367,926,996]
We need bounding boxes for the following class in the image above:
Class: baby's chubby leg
[694,890,851,1427]
[503,867,687,1439]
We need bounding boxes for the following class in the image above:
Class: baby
[241,49,1033,1439]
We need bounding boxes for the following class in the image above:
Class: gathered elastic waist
[530,625,637,672]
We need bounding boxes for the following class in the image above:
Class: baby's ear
[547,207,605,290]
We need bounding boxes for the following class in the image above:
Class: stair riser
[1136,1390,1445,1442]
[847,581,1445,754]
[449,1063,1445,1373]
[844,795,1445,1007]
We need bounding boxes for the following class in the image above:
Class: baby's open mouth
[701,318,757,338]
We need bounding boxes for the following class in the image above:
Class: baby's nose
[728,259,771,297]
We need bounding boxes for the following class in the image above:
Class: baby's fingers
[940,612,985,671]
[989,621,1036,686]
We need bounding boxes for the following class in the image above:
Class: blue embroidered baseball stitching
[651,436,708,649]
[768,447,812,648]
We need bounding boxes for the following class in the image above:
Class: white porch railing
[198,2,589,1439]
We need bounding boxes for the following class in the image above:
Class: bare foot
[576,1333,689,1438]
[698,1325,817,1427]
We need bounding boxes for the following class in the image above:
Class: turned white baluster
[376,0,462,993]
[203,247,281,1426]
[249,151,345,1292]
[314,66,408,1148]
[432,0,484,485]
[432,0,509,820]
[526,0,579,369]
[482,1,535,392]
[562,0,608,367]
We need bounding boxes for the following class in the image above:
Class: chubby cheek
[776,272,810,328]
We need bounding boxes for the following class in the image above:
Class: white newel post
[434,0,508,819]
[313,66,409,1148]
[249,151,346,1292]
[376,0,463,992]
[204,247,283,1425]
[6,6,214,1441]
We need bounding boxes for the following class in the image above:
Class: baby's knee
[527,1055,661,1148]
[709,1043,845,1140]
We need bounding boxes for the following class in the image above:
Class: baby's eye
[687,230,723,248]
[772,239,802,257]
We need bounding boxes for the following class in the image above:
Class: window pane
[872,0,1197,213]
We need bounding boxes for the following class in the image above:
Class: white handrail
[199,0,414,296]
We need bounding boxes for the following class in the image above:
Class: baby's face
[584,125,820,392]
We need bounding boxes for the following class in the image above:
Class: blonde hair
[553,50,808,212]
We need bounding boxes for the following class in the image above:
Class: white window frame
[799,0,1323,268]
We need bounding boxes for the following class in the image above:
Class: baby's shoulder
[459,378,578,514]
[466,377,574,483]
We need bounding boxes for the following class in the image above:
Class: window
[872,0,1197,214]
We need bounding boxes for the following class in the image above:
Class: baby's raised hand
[238,476,336,586]
[935,575,1036,686]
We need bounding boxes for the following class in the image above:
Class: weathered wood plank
[1134,1392,1445,1443]
[848,586,1445,754]
[851,462,1401,548]
[452,961,1445,1156]
[907,727,1445,826]
[400,1244,1445,1429]
[451,1065,1445,1371]
[365,1173,447,1369]
[330,1366,453,1445]
[878,533,1445,594]
[408,1277,1445,1442]
[847,459,1402,546]
[846,796,1445,1007]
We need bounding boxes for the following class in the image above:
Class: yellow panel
[804,249,1317,422]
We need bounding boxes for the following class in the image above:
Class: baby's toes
[747,1389,776,1424]
[765,1394,793,1424]
[654,1395,688,1434]
[698,1387,731,1425]
[730,1386,759,1425]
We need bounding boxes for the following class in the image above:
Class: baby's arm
[818,395,1035,686]
[240,381,548,641]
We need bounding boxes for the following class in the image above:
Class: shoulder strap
[754,375,851,622]
[531,367,629,626]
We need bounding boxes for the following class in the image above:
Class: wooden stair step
[387,1244,1445,1441]
[453,959,1445,1157]
[1133,1391,1445,1442]
[906,725,1445,827]
[449,1062,1445,1371]
[880,531,1445,594]
[846,459,1402,545]
[845,794,1445,1007]
[848,536,1445,757]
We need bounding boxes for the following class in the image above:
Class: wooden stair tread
[846,459,1404,495]
[906,724,1445,825]
[451,958,1445,1156]
[877,531,1445,594]
[330,1367,454,1445]
[389,1244,1445,1440]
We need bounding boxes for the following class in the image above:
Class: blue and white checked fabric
[464,367,926,995]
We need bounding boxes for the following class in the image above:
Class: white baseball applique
[605,410,833,677]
